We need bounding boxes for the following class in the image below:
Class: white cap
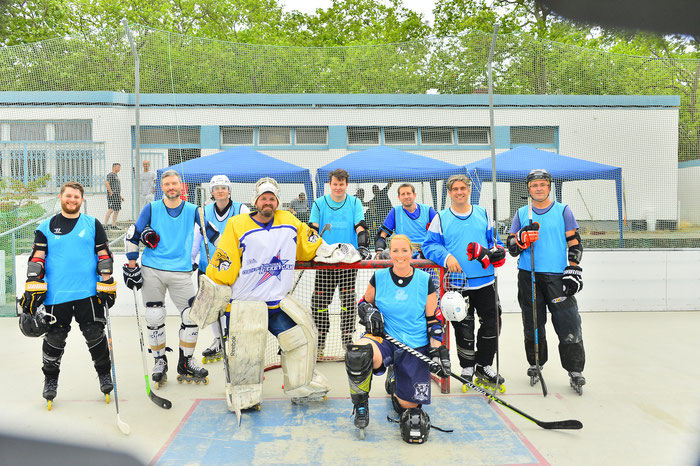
[210,175,231,193]
[252,177,280,206]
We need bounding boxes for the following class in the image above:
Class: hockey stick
[382,334,582,430]
[103,302,131,435]
[197,207,236,419]
[528,196,548,397]
[291,223,331,294]
[132,289,172,409]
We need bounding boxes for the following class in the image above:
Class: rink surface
[1,311,699,465]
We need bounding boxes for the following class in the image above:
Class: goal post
[264,258,451,393]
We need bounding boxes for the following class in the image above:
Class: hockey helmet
[526,169,552,187]
[209,175,231,193]
[440,291,468,322]
[252,177,281,206]
[18,304,56,338]
[400,407,431,444]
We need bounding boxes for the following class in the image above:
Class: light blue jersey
[374,267,430,348]
[394,203,431,243]
[309,194,364,247]
[517,202,568,273]
[142,201,197,272]
[38,214,98,305]
[199,201,244,270]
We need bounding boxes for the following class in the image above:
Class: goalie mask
[18,304,57,338]
[400,407,431,444]
[440,291,468,322]
[252,177,281,206]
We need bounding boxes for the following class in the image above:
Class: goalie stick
[382,334,582,431]
[133,290,172,409]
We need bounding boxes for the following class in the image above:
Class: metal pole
[123,19,142,216]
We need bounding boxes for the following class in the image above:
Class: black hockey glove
[428,345,451,378]
[140,226,160,249]
[358,246,372,261]
[96,277,117,309]
[357,301,384,336]
[466,242,492,269]
[490,245,506,267]
[123,264,143,290]
[562,265,583,296]
[20,279,47,314]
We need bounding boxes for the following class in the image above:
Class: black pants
[450,284,502,368]
[517,270,585,372]
[311,269,358,350]
[43,295,110,377]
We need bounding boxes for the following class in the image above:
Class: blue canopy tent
[315,147,464,208]
[464,146,624,246]
[156,146,314,209]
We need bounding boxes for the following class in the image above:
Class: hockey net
[264,258,450,393]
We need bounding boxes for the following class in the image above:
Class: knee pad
[345,343,373,398]
[44,326,69,351]
[43,326,69,371]
[145,302,166,353]
[80,321,106,349]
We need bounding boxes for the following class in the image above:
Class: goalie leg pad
[145,302,167,357]
[226,300,268,412]
[345,343,373,404]
[279,295,330,398]
[190,274,231,328]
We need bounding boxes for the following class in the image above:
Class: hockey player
[122,169,218,388]
[375,183,437,259]
[345,234,448,441]
[507,169,586,395]
[309,168,371,355]
[20,181,117,409]
[203,177,332,417]
[422,174,508,392]
[197,175,250,364]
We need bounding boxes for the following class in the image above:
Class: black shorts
[107,194,121,211]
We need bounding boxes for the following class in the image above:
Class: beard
[164,190,180,200]
[258,206,275,219]
[61,200,81,215]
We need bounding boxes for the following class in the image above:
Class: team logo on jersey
[394,289,408,302]
[413,382,430,402]
[244,250,294,290]
[211,249,232,272]
[551,296,568,303]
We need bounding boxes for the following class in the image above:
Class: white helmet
[210,175,231,193]
[440,291,468,322]
[252,177,280,206]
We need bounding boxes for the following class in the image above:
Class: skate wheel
[47,400,52,411]
[194,379,201,384]
[358,428,365,440]
[203,377,209,385]
[202,357,208,364]
[498,385,506,394]
[105,393,110,404]
[462,384,469,393]
[254,404,261,411]
[186,379,193,384]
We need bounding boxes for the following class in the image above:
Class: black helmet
[400,407,431,444]
[526,169,552,187]
[18,304,56,338]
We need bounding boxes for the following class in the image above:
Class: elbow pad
[357,229,369,249]
[506,234,523,257]
[97,254,114,275]
[567,231,583,264]
[426,316,444,343]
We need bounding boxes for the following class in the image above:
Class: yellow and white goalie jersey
[205,210,321,303]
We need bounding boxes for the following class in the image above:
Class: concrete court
[1,311,699,466]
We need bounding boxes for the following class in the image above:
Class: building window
[457,127,489,145]
[259,127,291,145]
[55,121,92,141]
[421,127,453,145]
[510,126,557,145]
[295,127,328,145]
[10,122,46,141]
[385,127,417,145]
[56,150,93,187]
[139,126,200,145]
[221,127,254,145]
[348,127,380,145]
[10,150,47,180]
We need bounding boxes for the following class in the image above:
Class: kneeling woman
[345,234,450,441]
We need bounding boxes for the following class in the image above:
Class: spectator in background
[289,192,310,223]
[104,163,124,230]
[368,182,393,230]
[356,188,370,209]
[140,160,156,209]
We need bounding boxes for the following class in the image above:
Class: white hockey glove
[314,242,362,263]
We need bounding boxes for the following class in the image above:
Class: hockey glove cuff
[428,345,451,378]
[123,264,143,290]
[97,277,117,309]
[21,279,47,314]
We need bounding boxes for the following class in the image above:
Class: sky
[280,0,437,25]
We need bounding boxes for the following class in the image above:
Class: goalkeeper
[507,169,586,392]
[203,177,331,413]
[344,234,448,435]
